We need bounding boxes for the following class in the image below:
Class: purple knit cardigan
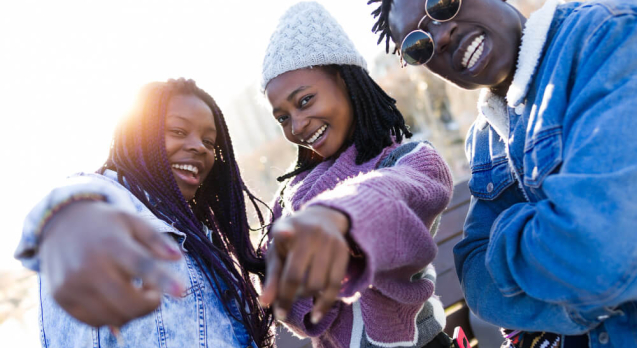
[270,142,454,348]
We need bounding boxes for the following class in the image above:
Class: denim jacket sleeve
[14,172,137,272]
[455,196,594,334]
[485,6,637,315]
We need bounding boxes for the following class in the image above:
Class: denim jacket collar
[478,0,564,140]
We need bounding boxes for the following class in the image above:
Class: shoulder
[60,171,150,214]
[378,141,438,169]
[56,170,132,191]
[572,0,637,16]
[558,0,637,34]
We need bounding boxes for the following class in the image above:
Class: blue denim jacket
[15,171,257,348]
[454,1,637,347]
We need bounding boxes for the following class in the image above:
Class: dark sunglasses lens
[426,0,461,21]
[402,31,434,65]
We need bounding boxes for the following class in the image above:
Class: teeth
[305,125,327,145]
[171,164,198,174]
[461,34,485,69]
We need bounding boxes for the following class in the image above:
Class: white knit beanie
[261,1,368,91]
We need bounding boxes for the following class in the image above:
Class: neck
[490,12,528,98]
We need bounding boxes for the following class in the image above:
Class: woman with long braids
[259,3,454,348]
[15,78,273,347]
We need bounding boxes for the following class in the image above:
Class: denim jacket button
[598,332,609,344]
[515,104,525,115]
[486,182,494,193]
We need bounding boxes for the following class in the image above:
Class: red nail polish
[170,282,184,296]
[165,244,180,256]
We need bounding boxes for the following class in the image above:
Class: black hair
[369,0,397,54]
[276,64,411,182]
[100,78,273,347]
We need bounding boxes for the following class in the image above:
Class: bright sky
[0,0,384,269]
[0,0,384,345]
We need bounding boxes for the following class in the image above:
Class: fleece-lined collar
[478,0,563,139]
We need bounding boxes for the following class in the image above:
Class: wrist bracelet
[36,193,106,238]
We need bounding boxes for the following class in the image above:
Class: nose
[290,113,310,138]
[428,21,457,55]
[185,135,207,153]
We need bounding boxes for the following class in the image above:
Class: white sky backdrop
[0,1,385,345]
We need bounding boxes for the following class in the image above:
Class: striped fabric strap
[501,329,561,348]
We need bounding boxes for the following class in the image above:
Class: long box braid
[100,78,273,347]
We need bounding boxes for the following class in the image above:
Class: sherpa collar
[478,0,563,139]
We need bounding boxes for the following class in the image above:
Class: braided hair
[99,78,273,347]
[369,0,397,54]
[277,64,411,183]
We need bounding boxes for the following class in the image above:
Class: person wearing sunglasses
[369,0,637,347]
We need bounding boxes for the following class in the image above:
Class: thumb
[259,249,282,307]
[125,213,182,261]
[260,219,295,306]
[270,219,297,256]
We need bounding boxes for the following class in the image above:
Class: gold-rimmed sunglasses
[399,0,462,67]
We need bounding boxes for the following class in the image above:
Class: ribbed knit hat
[261,1,368,91]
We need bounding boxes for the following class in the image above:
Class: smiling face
[164,94,217,201]
[266,67,355,159]
[389,0,526,94]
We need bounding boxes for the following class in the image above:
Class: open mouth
[461,34,485,70]
[304,124,328,146]
[171,163,200,186]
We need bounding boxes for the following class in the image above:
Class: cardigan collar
[282,143,397,214]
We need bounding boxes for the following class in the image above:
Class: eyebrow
[166,114,217,133]
[272,85,310,115]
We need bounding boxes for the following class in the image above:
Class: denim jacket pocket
[523,126,563,188]
[155,253,207,348]
[469,159,516,200]
[169,252,205,297]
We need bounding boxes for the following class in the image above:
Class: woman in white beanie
[259,2,455,347]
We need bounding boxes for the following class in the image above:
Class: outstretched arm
[15,173,184,327]
[262,143,453,334]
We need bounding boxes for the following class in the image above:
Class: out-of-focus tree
[372,53,477,181]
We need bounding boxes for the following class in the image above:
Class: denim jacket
[14,170,257,348]
[454,0,637,347]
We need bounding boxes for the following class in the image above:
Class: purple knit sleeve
[306,143,453,301]
[281,297,342,338]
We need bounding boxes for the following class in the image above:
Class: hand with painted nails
[260,205,351,325]
[40,200,185,328]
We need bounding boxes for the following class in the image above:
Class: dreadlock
[369,0,397,54]
[277,64,411,184]
[99,78,273,347]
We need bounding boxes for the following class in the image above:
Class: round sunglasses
[400,0,462,66]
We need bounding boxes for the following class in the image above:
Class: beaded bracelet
[35,193,106,238]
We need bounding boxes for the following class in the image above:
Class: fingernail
[109,326,125,345]
[311,311,322,324]
[275,307,287,321]
[258,296,269,307]
[165,244,181,256]
[169,282,184,297]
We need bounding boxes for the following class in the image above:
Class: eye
[169,128,186,136]
[203,139,216,149]
[276,115,289,124]
[299,95,313,107]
